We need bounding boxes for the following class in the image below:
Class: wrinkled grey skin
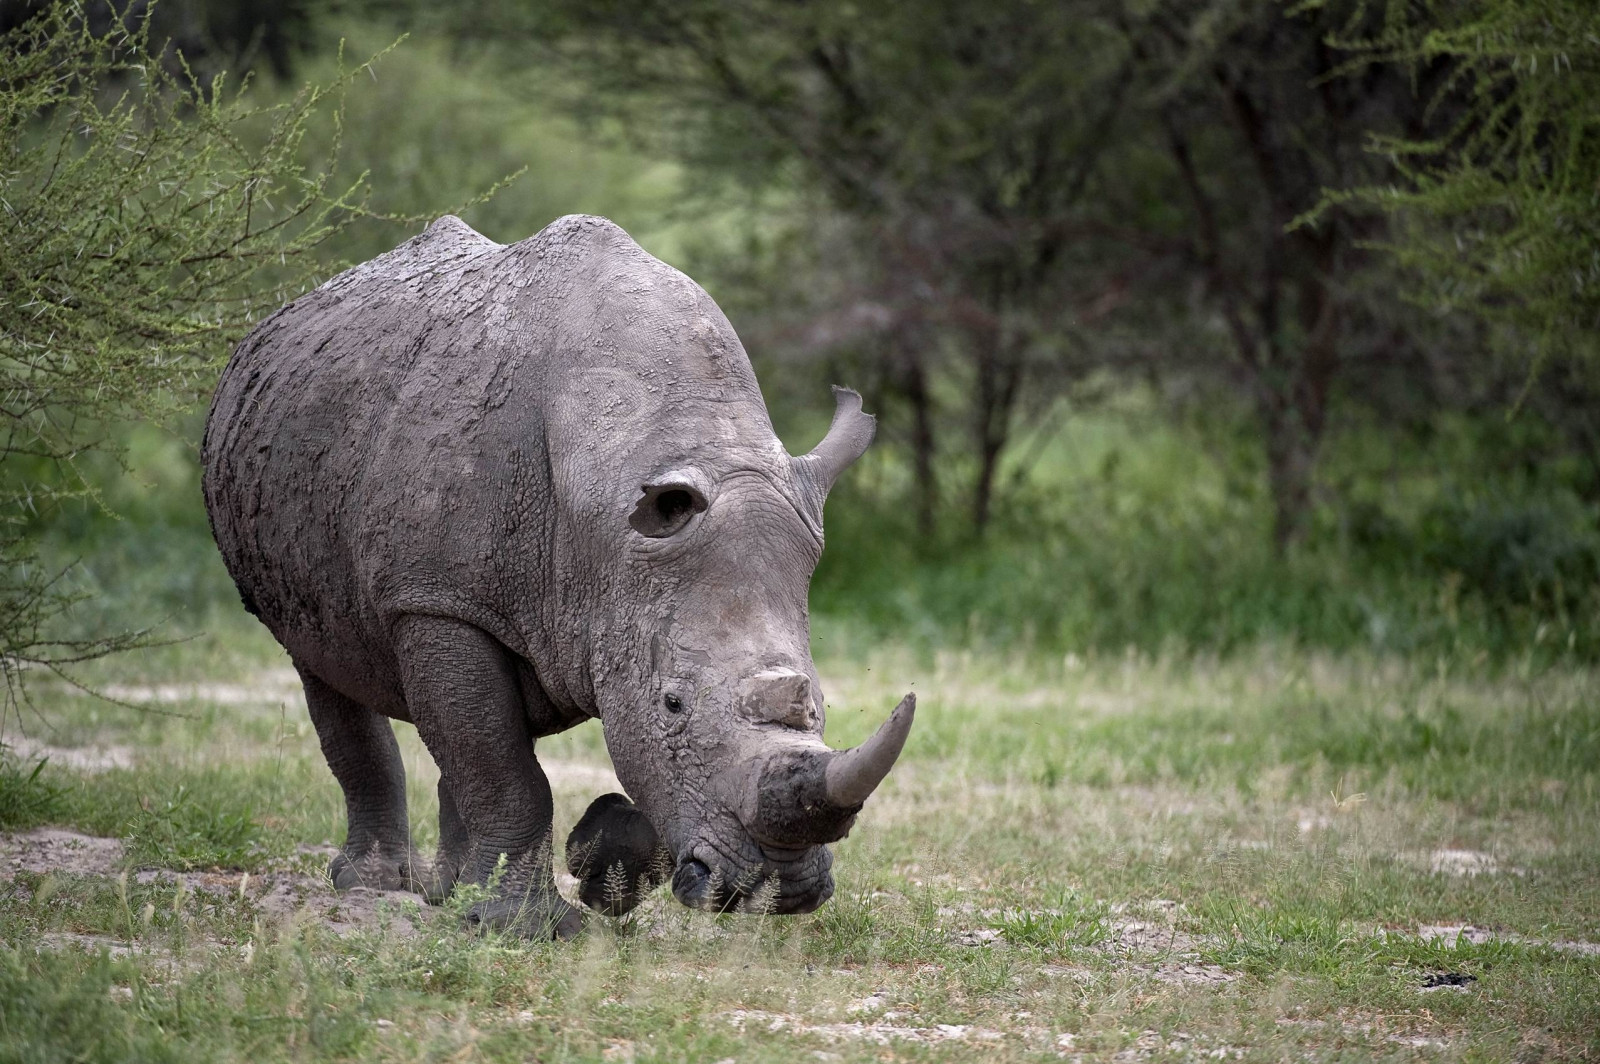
[201,214,914,937]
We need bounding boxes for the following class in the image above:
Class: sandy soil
[1,827,432,937]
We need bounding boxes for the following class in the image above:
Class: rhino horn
[792,386,876,499]
[824,693,916,806]
[746,694,915,847]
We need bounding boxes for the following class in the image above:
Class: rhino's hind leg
[393,615,581,940]
[566,793,671,916]
[423,779,471,904]
[298,668,429,893]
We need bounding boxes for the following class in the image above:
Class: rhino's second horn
[792,386,877,502]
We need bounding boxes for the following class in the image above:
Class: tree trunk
[971,345,1022,534]
[1259,264,1340,553]
[967,267,1025,534]
[903,349,939,538]
[1262,403,1317,552]
[973,432,1002,533]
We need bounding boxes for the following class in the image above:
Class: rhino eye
[663,693,684,713]
[630,482,708,538]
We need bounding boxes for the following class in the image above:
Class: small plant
[123,783,260,871]
[1199,901,1367,976]
[989,888,1109,951]
[810,888,881,959]
[741,876,781,917]
[601,860,631,914]
[440,853,502,921]
[0,749,64,829]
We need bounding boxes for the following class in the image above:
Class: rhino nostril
[674,858,710,884]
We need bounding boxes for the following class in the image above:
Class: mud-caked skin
[201,214,915,938]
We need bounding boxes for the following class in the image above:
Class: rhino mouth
[670,838,834,915]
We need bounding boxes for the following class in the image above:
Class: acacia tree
[495,0,1153,534]
[0,0,320,79]
[1315,0,1600,501]
[1127,0,1438,549]
[469,0,1441,546]
[1325,0,1600,364]
[1,2,373,708]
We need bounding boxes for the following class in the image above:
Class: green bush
[0,1,377,699]
[811,399,1598,663]
[1424,494,1600,613]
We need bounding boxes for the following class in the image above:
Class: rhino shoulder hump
[317,215,501,299]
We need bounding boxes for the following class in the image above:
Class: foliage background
[4,0,1598,681]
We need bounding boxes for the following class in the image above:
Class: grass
[0,755,59,828]
[987,889,1111,950]
[1,622,1596,1062]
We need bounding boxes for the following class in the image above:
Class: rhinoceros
[201,214,914,936]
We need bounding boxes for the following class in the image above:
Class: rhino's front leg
[394,615,581,940]
[566,793,672,916]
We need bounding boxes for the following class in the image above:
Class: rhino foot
[329,843,432,894]
[420,856,460,905]
[465,891,583,940]
[566,793,672,917]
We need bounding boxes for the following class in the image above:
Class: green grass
[0,755,62,827]
[1,623,1596,1062]
[987,888,1110,950]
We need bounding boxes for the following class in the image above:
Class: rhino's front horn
[746,694,916,847]
[824,693,916,806]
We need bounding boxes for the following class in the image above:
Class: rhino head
[515,220,915,918]
[582,387,914,915]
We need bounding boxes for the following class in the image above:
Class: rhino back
[203,216,520,705]
[202,214,778,715]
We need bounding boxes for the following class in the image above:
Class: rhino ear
[630,480,708,538]
[792,386,876,505]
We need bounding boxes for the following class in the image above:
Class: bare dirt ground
[1,827,431,938]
